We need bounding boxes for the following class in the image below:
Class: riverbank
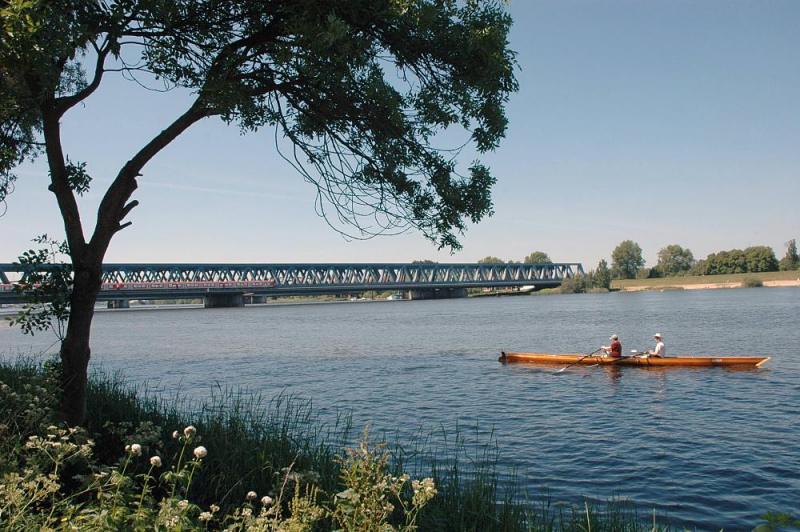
[612,271,800,292]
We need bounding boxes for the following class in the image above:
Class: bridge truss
[0,262,584,302]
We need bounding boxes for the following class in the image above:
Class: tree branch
[88,99,210,261]
[55,40,112,115]
[41,106,87,260]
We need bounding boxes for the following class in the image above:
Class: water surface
[2,288,798,530]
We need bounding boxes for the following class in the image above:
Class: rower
[645,333,666,358]
[600,334,622,358]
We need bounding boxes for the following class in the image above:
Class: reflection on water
[1,288,799,530]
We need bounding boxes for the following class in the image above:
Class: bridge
[0,262,584,307]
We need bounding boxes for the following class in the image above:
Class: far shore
[612,271,800,292]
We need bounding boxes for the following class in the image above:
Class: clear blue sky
[2,1,798,268]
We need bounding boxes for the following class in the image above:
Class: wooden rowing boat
[498,351,770,367]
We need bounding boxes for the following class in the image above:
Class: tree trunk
[59,264,101,426]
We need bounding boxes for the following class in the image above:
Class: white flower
[193,445,207,459]
[260,495,273,506]
[172,430,180,439]
[183,425,197,438]
[199,511,212,521]
[150,456,162,468]
[178,499,189,510]
[246,490,257,500]
[210,504,220,513]
[130,443,142,456]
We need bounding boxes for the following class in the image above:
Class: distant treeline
[466,238,800,288]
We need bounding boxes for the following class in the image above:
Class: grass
[0,356,703,530]
[612,270,800,290]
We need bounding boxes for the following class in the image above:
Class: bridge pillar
[107,299,130,309]
[407,288,468,300]
[204,293,245,308]
[244,295,267,304]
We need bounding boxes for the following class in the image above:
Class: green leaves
[3,0,517,252]
[64,158,91,196]
[9,235,72,339]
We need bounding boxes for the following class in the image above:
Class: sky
[2,0,799,269]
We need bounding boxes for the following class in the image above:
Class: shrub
[742,277,764,288]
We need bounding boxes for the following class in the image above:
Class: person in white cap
[600,334,622,358]
[647,333,666,358]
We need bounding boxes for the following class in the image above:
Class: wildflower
[246,490,257,501]
[172,430,180,439]
[183,425,197,438]
[178,499,189,510]
[242,508,252,517]
[199,512,212,522]
[193,446,207,459]
[130,443,142,456]
[150,456,162,468]
[260,495,273,506]
[210,504,220,513]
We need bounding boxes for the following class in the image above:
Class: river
[1,287,798,530]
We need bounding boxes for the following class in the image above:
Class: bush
[742,277,764,288]
[559,274,587,293]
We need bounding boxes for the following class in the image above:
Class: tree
[593,259,611,289]
[523,251,551,264]
[656,244,694,276]
[610,240,644,279]
[743,246,778,273]
[1,1,517,425]
[780,239,799,271]
[559,273,586,294]
[477,256,504,264]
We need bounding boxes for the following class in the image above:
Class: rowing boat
[498,351,770,367]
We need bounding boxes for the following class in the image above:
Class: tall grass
[83,368,352,511]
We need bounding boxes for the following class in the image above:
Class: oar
[554,348,603,373]
[586,349,646,368]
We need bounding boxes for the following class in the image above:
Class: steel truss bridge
[0,262,584,304]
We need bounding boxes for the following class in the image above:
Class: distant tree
[636,267,654,279]
[695,246,777,274]
[743,246,778,273]
[412,260,438,265]
[779,239,799,271]
[560,273,586,294]
[611,240,644,279]
[523,251,552,264]
[0,0,517,425]
[477,256,505,264]
[593,259,611,289]
[656,244,694,276]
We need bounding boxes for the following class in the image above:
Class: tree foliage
[779,239,799,271]
[559,273,586,294]
[0,0,518,425]
[1,0,517,250]
[477,256,504,264]
[655,244,694,276]
[593,259,611,289]
[693,246,778,275]
[9,235,72,339]
[523,251,551,264]
[610,240,644,279]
